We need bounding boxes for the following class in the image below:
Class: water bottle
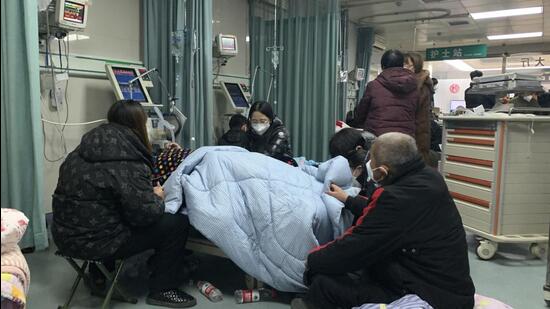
[197,281,223,302]
[234,288,277,304]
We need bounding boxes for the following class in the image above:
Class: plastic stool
[55,251,138,309]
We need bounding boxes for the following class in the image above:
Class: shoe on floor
[146,289,197,308]
[291,297,315,309]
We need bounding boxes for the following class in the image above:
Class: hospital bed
[186,227,264,289]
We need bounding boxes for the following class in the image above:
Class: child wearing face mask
[246,101,294,163]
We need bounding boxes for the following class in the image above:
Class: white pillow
[1,208,29,253]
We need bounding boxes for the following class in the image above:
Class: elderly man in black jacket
[292,132,475,309]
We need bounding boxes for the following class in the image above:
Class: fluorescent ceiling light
[63,34,90,41]
[471,6,543,20]
[480,66,550,71]
[444,60,475,72]
[487,32,543,40]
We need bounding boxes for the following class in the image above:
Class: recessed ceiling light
[487,32,543,40]
[444,60,475,72]
[471,6,543,20]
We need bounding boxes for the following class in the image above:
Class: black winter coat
[52,123,164,260]
[218,129,249,149]
[307,157,475,309]
[465,85,495,109]
[247,118,293,159]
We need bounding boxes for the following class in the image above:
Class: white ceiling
[344,0,550,52]
[427,53,550,79]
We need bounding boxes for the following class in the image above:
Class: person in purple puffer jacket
[350,49,419,137]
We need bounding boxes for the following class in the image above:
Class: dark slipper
[146,289,197,308]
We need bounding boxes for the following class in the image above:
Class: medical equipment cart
[440,115,550,260]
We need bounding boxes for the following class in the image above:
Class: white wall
[433,79,471,113]
[41,0,141,213]
[212,0,250,139]
[212,0,250,79]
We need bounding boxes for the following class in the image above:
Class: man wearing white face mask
[292,132,474,309]
[247,101,293,162]
[510,92,541,109]
[491,92,541,112]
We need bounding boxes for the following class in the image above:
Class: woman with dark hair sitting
[51,100,196,308]
[247,101,293,162]
[328,128,376,220]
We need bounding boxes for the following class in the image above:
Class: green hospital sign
[426,44,487,61]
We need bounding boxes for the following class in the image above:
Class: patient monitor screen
[450,100,466,112]
[221,37,236,51]
[63,1,86,24]
[224,82,249,108]
[112,67,147,102]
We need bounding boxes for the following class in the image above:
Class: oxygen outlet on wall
[41,72,68,109]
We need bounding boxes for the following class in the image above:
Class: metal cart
[440,114,549,260]
[441,73,549,260]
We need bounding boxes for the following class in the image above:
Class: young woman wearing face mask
[246,101,293,161]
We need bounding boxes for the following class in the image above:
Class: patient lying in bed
[160,146,357,292]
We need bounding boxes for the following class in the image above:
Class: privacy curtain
[1,0,49,250]
[142,0,214,148]
[356,27,375,99]
[250,0,341,161]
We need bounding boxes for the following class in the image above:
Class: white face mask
[366,160,374,182]
[252,123,270,135]
[366,160,387,185]
[523,95,533,102]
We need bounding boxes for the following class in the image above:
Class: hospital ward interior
[2,0,550,308]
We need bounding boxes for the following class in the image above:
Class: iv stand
[153,71,187,127]
[250,65,275,103]
[126,68,187,142]
[127,67,158,101]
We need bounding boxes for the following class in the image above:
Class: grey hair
[372,132,418,169]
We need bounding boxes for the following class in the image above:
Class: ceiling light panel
[444,60,475,72]
[487,32,543,40]
[471,6,543,20]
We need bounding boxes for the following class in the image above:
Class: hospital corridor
[1,0,549,309]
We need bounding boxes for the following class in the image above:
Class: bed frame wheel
[529,243,547,259]
[476,240,498,260]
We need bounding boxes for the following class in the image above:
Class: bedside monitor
[105,64,154,106]
[55,0,89,30]
[220,82,249,109]
[214,34,238,58]
[450,100,466,112]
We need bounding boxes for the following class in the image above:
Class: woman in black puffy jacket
[52,100,196,308]
[247,101,293,162]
